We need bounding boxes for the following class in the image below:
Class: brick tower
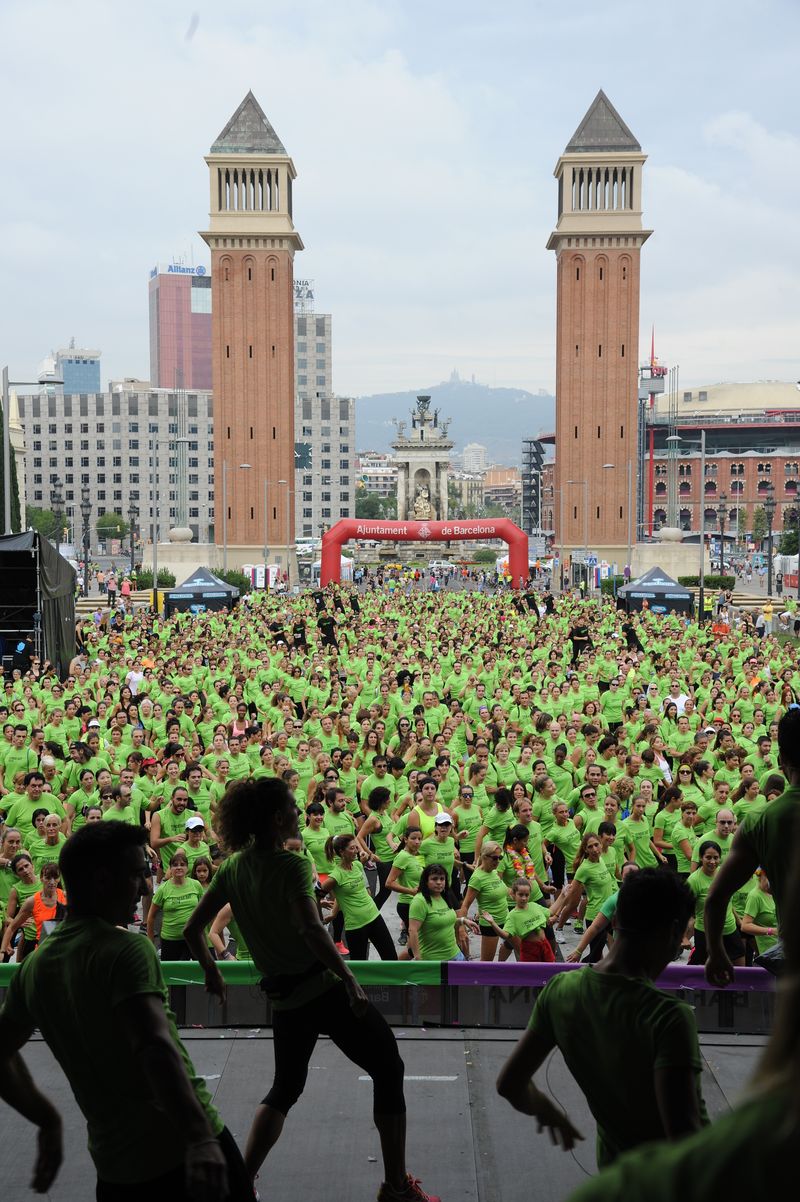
[200,92,303,573]
[548,91,650,571]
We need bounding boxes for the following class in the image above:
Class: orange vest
[31,888,66,944]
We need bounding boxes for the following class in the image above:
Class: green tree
[0,405,22,532]
[96,511,129,541]
[355,491,396,520]
[751,506,767,544]
[26,507,57,537]
[779,529,799,555]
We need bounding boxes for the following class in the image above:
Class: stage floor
[1,1028,765,1201]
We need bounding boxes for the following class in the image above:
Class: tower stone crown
[201,92,303,250]
[548,90,650,249]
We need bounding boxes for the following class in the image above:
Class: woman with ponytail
[183,777,438,1202]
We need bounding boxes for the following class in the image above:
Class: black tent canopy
[616,565,694,615]
[163,566,239,617]
[0,531,76,677]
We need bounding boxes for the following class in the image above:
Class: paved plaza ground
[0,1026,764,1202]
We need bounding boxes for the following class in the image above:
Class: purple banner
[446,962,775,991]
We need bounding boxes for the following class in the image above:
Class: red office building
[148,263,212,390]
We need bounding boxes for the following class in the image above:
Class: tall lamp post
[278,479,293,590]
[603,460,635,578]
[717,491,728,580]
[3,369,62,533]
[764,485,776,598]
[796,503,800,601]
[128,503,139,577]
[50,478,63,556]
[79,485,92,598]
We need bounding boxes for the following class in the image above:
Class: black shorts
[691,929,746,965]
[96,1126,255,1201]
[479,923,498,938]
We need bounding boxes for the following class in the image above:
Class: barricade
[0,961,775,1034]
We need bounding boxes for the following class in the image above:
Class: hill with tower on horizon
[355,373,555,466]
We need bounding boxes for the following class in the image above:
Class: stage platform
[1,1028,765,1201]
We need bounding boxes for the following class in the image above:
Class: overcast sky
[1,0,798,397]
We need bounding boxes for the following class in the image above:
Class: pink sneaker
[377,1174,441,1202]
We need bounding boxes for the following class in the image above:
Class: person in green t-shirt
[496,867,706,1167]
[687,841,745,968]
[184,777,439,1202]
[741,870,778,955]
[480,878,553,961]
[147,849,204,960]
[386,828,424,946]
[550,832,616,952]
[566,839,800,1202]
[705,707,800,988]
[408,864,476,961]
[356,786,400,910]
[319,833,397,961]
[458,842,512,961]
[0,821,245,1199]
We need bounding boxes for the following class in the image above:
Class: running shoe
[398,928,408,946]
[554,930,566,943]
[335,941,350,955]
[572,921,584,934]
[377,1174,441,1202]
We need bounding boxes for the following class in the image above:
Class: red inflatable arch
[319,518,529,587]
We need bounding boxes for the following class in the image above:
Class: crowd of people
[0,578,798,1199]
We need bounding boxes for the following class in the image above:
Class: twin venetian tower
[548,90,650,566]
[197,89,647,573]
[200,92,301,570]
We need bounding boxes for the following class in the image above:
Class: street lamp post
[603,460,635,578]
[79,485,92,598]
[716,492,727,574]
[765,485,776,598]
[50,478,63,556]
[278,479,293,590]
[128,503,139,577]
[263,480,269,566]
[3,369,62,533]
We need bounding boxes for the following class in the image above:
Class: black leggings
[550,845,566,892]
[264,982,406,1115]
[160,938,193,961]
[396,901,411,931]
[373,860,393,910]
[96,1126,254,1201]
[346,915,397,961]
[584,927,609,963]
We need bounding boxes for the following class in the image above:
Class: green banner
[0,959,444,989]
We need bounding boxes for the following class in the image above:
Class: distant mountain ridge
[355,378,555,465]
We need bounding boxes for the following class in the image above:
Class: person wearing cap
[184,816,211,874]
[419,813,461,899]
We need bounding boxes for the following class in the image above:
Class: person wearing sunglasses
[457,842,511,961]
[690,810,737,874]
